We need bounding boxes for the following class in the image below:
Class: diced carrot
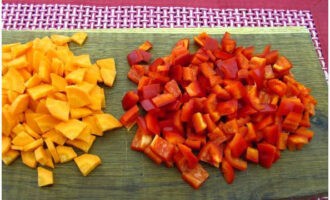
[75,126,93,143]
[10,94,30,114]
[65,85,91,108]
[12,131,35,146]
[66,135,96,153]
[50,34,71,45]
[82,116,104,136]
[37,167,54,187]
[38,60,51,83]
[4,55,29,69]
[2,149,20,165]
[55,119,87,140]
[2,105,18,136]
[46,97,70,121]
[44,149,55,168]
[3,68,26,93]
[25,74,42,88]
[74,154,101,176]
[12,123,26,136]
[70,107,93,119]
[2,136,11,154]
[11,42,32,58]
[44,138,60,164]
[51,58,64,76]
[22,138,44,152]
[27,84,54,101]
[65,68,87,84]
[11,145,23,151]
[71,32,88,45]
[84,67,99,84]
[21,151,37,168]
[87,86,103,111]
[23,123,41,139]
[97,58,116,87]
[3,42,21,52]
[56,145,77,163]
[7,90,20,104]
[34,146,48,166]
[35,99,50,114]
[2,52,13,62]
[25,111,43,134]
[18,68,32,81]
[94,114,122,132]
[35,114,61,133]
[72,54,92,68]
[50,92,68,101]
[42,129,67,146]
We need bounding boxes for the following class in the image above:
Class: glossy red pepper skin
[150,135,175,162]
[221,158,235,184]
[120,105,139,129]
[181,164,209,189]
[122,90,139,110]
[257,143,276,168]
[229,133,248,158]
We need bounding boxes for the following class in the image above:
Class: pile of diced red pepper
[120,32,317,189]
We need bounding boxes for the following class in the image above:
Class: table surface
[2,27,328,200]
[3,0,328,66]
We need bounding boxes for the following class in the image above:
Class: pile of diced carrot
[2,32,122,187]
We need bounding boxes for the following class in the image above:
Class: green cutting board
[2,27,328,200]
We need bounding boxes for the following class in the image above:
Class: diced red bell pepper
[150,135,175,162]
[142,84,161,99]
[229,133,248,157]
[245,122,257,142]
[175,38,190,49]
[163,130,185,145]
[200,62,216,77]
[127,65,146,84]
[177,143,199,169]
[267,79,287,97]
[221,158,235,184]
[181,99,195,122]
[145,112,160,135]
[257,143,276,168]
[273,56,292,74]
[249,66,265,88]
[288,134,309,147]
[185,139,202,150]
[221,119,239,135]
[152,93,176,108]
[181,163,209,189]
[282,111,302,132]
[217,99,238,116]
[198,142,223,168]
[250,57,266,68]
[122,90,139,110]
[262,124,280,146]
[264,64,275,79]
[216,57,238,79]
[236,52,249,69]
[224,80,246,99]
[277,132,288,150]
[246,147,259,163]
[144,145,163,165]
[127,49,151,66]
[192,112,207,133]
[265,50,279,65]
[137,76,152,92]
[185,81,203,97]
[140,99,156,111]
[131,128,153,151]
[183,66,198,82]
[221,32,236,53]
[173,52,192,66]
[242,46,254,60]
[139,40,153,51]
[202,113,217,132]
[224,145,247,171]
[295,127,314,141]
[120,105,139,129]
[255,115,274,130]
[277,97,304,116]
[164,79,182,98]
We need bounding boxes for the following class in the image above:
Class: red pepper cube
[295,127,314,141]
[249,66,265,88]
[288,134,309,146]
[257,143,276,168]
[140,99,156,111]
[200,62,216,77]
[127,50,144,66]
[173,52,192,66]
[119,105,139,129]
[224,80,246,99]
[246,147,259,163]
[198,142,223,168]
[177,144,199,169]
[250,56,267,68]
[229,133,248,158]
[142,84,161,99]
[164,79,182,98]
[224,145,247,171]
[150,135,175,162]
[245,122,257,142]
[192,112,207,133]
[273,56,292,73]
[183,66,198,82]
[221,32,236,53]
[204,37,219,51]
[202,114,217,132]
[277,132,289,150]
[181,99,195,122]
[265,50,279,65]
[144,145,163,165]
[277,97,304,116]
[282,111,302,132]
[181,164,209,190]
[127,65,145,84]
[138,40,153,51]
[236,53,249,69]
[217,99,238,116]
[216,57,238,79]
[121,90,139,110]
[152,93,176,108]
[175,38,190,49]
[262,124,280,146]
[163,130,185,145]
[137,76,152,92]
[145,112,160,135]
[221,119,239,135]
[131,128,153,151]
[221,158,235,184]
[267,79,287,97]
[264,64,275,79]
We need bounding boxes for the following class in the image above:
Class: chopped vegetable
[2,33,121,186]
[121,33,317,189]
[74,154,101,176]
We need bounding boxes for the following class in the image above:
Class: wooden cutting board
[2,27,328,200]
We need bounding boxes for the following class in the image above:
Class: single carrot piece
[74,154,101,176]
[45,97,70,121]
[44,138,60,164]
[94,113,122,132]
[21,151,37,168]
[37,167,54,187]
[70,32,88,45]
[2,136,11,154]
[56,145,77,163]
[55,119,87,140]
[2,150,20,165]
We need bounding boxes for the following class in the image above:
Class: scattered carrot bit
[74,154,101,176]
[37,167,53,187]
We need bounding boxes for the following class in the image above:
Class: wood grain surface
[2,27,328,200]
